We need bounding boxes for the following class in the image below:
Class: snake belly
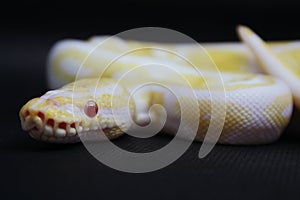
[19,36,293,144]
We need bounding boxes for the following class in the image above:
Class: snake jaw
[20,107,83,143]
[20,104,130,143]
[19,95,85,143]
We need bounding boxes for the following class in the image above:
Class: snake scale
[20,26,300,145]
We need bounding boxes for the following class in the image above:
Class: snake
[20,27,298,145]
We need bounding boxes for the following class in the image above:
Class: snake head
[19,78,135,143]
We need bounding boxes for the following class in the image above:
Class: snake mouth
[20,109,82,143]
[20,109,124,143]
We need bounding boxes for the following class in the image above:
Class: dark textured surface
[2,1,300,199]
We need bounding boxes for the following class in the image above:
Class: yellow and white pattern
[20,30,299,144]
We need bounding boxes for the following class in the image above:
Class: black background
[2,0,300,199]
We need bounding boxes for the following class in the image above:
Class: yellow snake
[20,26,299,145]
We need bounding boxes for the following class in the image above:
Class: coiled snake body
[20,27,299,145]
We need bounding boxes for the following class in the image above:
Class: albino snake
[20,26,300,145]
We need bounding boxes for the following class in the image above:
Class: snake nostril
[58,122,67,130]
[24,110,30,117]
[47,119,55,127]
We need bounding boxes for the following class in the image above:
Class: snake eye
[84,100,98,118]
